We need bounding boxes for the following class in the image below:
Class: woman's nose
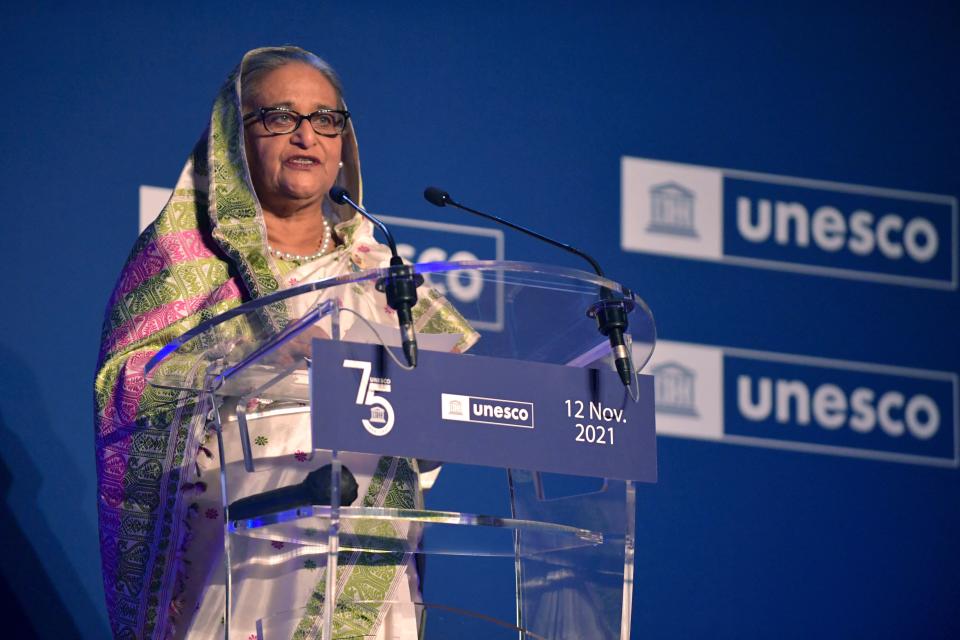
[290,118,317,146]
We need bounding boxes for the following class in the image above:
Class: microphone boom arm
[423,186,635,387]
[330,186,423,367]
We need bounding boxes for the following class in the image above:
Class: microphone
[330,186,422,367]
[424,186,634,387]
[228,463,359,521]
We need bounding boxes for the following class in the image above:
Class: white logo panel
[643,340,723,441]
[621,157,723,261]
[441,393,471,422]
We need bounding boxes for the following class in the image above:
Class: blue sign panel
[311,339,657,482]
[724,355,957,463]
[723,177,955,285]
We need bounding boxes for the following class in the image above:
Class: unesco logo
[735,375,940,441]
[621,157,958,289]
[647,182,698,238]
[651,361,698,417]
[441,393,535,429]
[343,359,394,436]
[645,339,957,467]
[733,194,939,264]
[723,354,956,465]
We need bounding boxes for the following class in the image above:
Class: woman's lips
[284,156,320,170]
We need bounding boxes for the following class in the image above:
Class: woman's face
[243,62,343,214]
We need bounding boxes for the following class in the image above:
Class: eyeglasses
[242,107,350,137]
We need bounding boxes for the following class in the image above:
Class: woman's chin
[275,182,332,206]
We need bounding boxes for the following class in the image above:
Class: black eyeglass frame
[242,106,351,138]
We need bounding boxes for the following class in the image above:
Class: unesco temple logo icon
[369,405,387,424]
[647,181,698,237]
[446,398,464,417]
[651,361,699,416]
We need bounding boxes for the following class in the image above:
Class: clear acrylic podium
[145,260,656,640]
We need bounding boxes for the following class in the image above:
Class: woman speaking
[95,46,474,639]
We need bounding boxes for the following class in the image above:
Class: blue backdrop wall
[1,2,957,638]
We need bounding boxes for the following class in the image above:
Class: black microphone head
[423,186,451,207]
[304,464,359,506]
[329,185,351,204]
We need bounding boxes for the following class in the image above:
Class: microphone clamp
[587,293,636,387]
[376,257,425,368]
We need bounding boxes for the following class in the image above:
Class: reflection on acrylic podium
[146,260,657,639]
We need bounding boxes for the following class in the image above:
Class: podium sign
[311,339,657,482]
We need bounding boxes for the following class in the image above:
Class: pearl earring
[338,161,344,169]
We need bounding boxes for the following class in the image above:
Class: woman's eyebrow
[262,101,338,111]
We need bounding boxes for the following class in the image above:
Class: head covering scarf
[95,46,474,639]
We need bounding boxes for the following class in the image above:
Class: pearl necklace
[267,216,332,262]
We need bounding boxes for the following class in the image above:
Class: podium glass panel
[145,261,656,639]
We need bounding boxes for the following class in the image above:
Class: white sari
[179,216,476,639]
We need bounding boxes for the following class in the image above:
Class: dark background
[1,2,957,637]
